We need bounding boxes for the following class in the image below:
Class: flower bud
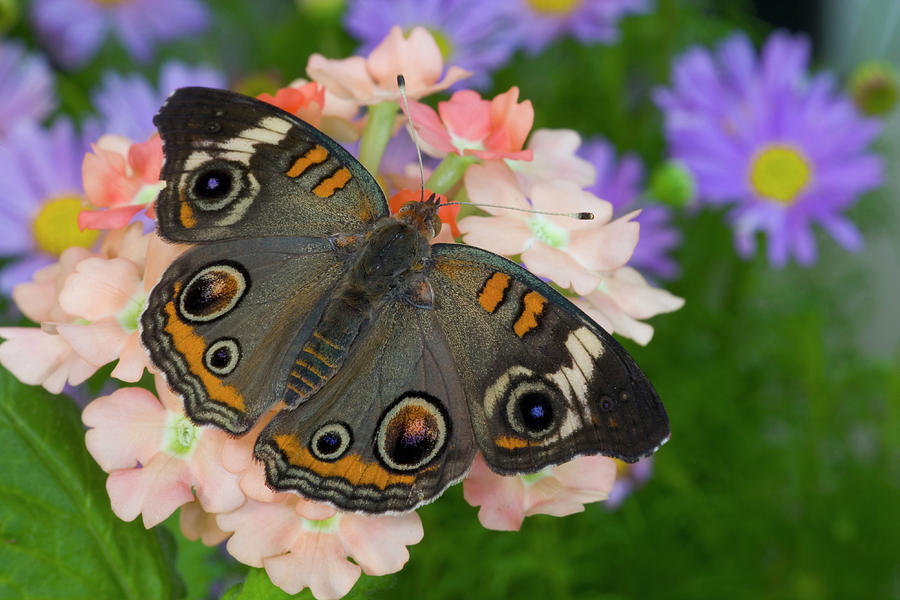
[647,161,695,207]
[850,61,899,116]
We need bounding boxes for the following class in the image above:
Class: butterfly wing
[428,243,669,474]
[254,298,475,514]
[140,237,345,435]
[153,87,389,243]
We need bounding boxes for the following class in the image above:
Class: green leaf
[222,568,393,600]
[0,368,180,599]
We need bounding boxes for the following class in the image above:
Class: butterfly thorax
[284,217,433,409]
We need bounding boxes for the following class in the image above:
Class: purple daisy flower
[605,457,653,510]
[86,61,226,141]
[509,0,650,55]
[655,32,883,267]
[30,0,209,69]
[0,40,56,136]
[344,0,520,89]
[0,119,95,292]
[579,137,681,279]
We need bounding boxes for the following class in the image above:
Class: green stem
[426,153,478,195]
[359,101,399,175]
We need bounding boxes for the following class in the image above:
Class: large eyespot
[187,160,244,211]
[204,338,241,376]
[375,393,449,472]
[505,379,561,438]
[178,261,250,323]
[309,422,353,461]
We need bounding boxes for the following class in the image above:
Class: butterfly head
[395,192,443,241]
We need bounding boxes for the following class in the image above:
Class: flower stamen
[749,144,812,205]
[32,196,100,255]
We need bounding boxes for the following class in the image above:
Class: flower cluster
[0,26,685,598]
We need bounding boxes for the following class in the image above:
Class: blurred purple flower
[605,457,653,510]
[344,0,520,89]
[0,119,94,292]
[655,32,883,267]
[30,0,209,69]
[579,137,681,279]
[509,0,650,55]
[0,41,56,136]
[86,61,226,141]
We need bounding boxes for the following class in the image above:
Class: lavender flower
[579,137,681,279]
[0,40,55,135]
[0,119,94,292]
[344,0,520,88]
[30,0,209,68]
[655,31,883,267]
[86,61,226,141]
[509,0,650,55]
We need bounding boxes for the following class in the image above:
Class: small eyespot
[178,262,249,323]
[375,393,448,472]
[193,169,232,200]
[204,120,222,134]
[309,422,353,461]
[204,338,240,376]
[599,396,616,412]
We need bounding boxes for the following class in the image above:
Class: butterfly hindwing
[153,87,389,243]
[254,297,476,513]
[428,244,670,474]
[140,236,344,435]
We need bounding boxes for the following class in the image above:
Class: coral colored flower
[79,134,164,231]
[572,266,684,345]
[30,0,208,68]
[579,137,682,280]
[217,493,423,599]
[344,0,519,89]
[258,81,327,128]
[307,26,470,109]
[463,453,617,531]
[55,230,187,382]
[87,61,226,141]
[82,376,244,528]
[0,40,55,135]
[407,87,534,161]
[459,161,637,295]
[509,0,650,54]
[389,188,459,242]
[605,457,654,510]
[0,119,94,292]
[656,32,883,266]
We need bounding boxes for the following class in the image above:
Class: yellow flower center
[749,144,812,205]
[528,0,582,15]
[92,0,127,5]
[32,196,99,256]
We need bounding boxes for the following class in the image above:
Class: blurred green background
[1,0,898,598]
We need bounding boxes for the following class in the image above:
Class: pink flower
[573,267,685,346]
[459,161,638,295]
[179,501,230,546]
[82,375,245,528]
[55,230,187,382]
[407,87,534,160]
[463,453,617,531]
[79,134,164,231]
[507,128,596,191]
[307,26,469,109]
[217,494,423,600]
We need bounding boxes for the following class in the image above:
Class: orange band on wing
[513,291,546,337]
[274,434,415,489]
[179,200,197,228]
[163,292,245,412]
[478,272,511,313]
[494,435,531,450]
[313,167,351,198]
[286,145,329,178]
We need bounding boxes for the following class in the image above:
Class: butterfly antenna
[442,200,594,220]
[397,74,427,203]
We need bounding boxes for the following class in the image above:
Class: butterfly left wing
[254,297,475,514]
[427,243,669,475]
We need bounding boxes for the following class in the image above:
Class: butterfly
[140,87,669,514]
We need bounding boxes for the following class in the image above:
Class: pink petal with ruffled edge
[573,295,654,345]
[265,532,361,599]
[128,134,163,183]
[602,267,685,319]
[437,90,492,144]
[82,386,167,472]
[110,334,151,382]
[306,54,374,105]
[0,328,96,393]
[83,143,134,209]
[463,454,530,531]
[486,87,534,155]
[510,129,597,191]
[142,233,189,292]
[524,456,616,518]
[190,429,245,514]
[406,101,456,157]
[339,512,423,575]
[100,223,149,267]
[180,501,230,546]
[57,321,128,367]
[13,247,93,323]
[458,216,533,256]
[58,257,141,320]
[520,246,601,296]
[79,205,147,231]
[464,161,533,216]
[106,452,194,527]
[218,498,306,567]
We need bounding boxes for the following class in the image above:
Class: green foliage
[0,369,180,599]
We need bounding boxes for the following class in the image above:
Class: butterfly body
[141,87,670,514]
